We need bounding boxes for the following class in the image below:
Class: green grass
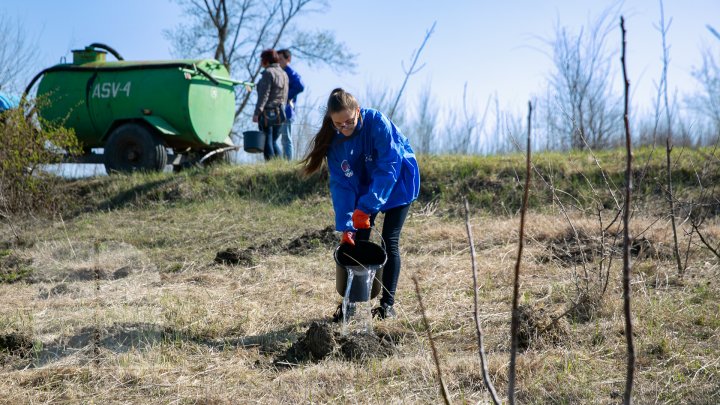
[0,150,719,403]
[49,147,720,220]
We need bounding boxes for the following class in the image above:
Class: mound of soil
[286,226,337,256]
[517,304,570,351]
[215,248,255,266]
[250,238,285,256]
[215,227,337,266]
[539,228,671,266]
[38,283,80,299]
[281,321,395,364]
[26,266,137,284]
[0,332,33,357]
[539,228,602,266]
[338,332,395,360]
[630,236,672,261]
[568,291,604,323]
[112,266,132,279]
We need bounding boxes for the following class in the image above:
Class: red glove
[352,209,371,229]
[341,231,355,246]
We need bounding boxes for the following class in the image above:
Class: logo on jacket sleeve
[341,160,353,177]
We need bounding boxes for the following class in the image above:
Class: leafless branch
[412,276,452,405]
[463,197,501,405]
[692,221,720,259]
[508,101,532,405]
[620,16,636,405]
[389,21,436,120]
[708,25,720,41]
[655,0,684,276]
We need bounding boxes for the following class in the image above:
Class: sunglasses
[333,111,358,130]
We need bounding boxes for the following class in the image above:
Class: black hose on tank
[88,43,124,61]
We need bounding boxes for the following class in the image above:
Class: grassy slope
[1,149,719,404]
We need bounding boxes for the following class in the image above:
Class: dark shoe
[332,303,356,323]
[332,303,343,323]
[372,303,396,319]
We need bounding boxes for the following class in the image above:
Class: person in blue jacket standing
[277,49,305,160]
[301,88,420,319]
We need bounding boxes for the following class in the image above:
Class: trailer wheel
[104,123,167,173]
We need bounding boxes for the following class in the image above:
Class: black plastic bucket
[334,241,386,302]
[243,130,265,153]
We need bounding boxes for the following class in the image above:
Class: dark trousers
[355,203,411,307]
[262,124,281,161]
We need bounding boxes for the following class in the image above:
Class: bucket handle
[338,229,388,271]
[352,223,387,252]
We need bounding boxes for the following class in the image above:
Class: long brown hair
[301,88,359,175]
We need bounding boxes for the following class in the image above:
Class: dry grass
[1,195,719,404]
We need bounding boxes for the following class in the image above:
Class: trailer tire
[104,123,167,173]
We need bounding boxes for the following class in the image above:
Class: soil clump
[0,332,33,358]
[539,228,671,266]
[215,226,338,266]
[281,321,395,364]
[517,304,570,351]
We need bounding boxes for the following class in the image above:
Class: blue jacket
[327,108,420,232]
[283,65,305,121]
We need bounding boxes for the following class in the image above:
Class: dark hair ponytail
[301,88,359,175]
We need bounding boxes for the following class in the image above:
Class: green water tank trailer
[26,43,252,173]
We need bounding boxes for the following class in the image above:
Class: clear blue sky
[5,0,719,119]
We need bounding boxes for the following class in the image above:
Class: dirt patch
[215,248,256,266]
[539,227,671,266]
[215,237,284,266]
[517,304,570,351]
[630,236,673,261]
[280,321,395,364]
[0,251,33,283]
[215,227,337,266]
[65,322,170,352]
[68,268,112,281]
[112,266,132,279]
[38,283,80,299]
[0,332,33,357]
[284,322,336,362]
[568,291,604,323]
[538,228,602,266]
[286,226,337,255]
[25,266,139,284]
[338,332,396,360]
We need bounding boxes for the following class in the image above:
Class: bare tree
[165,0,355,119]
[0,16,39,93]
[361,82,406,130]
[620,16,636,405]
[508,101,532,405]
[443,84,491,155]
[544,6,623,150]
[687,43,720,135]
[412,81,437,154]
[412,276,451,405]
[653,0,684,275]
[388,21,436,120]
[463,197,501,405]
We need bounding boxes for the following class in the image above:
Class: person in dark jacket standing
[253,49,289,161]
[277,49,305,160]
[301,88,420,319]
